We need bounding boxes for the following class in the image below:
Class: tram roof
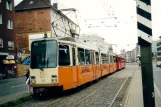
[32,36,113,54]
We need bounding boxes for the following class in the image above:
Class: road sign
[6,55,14,60]
[136,0,152,44]
[136,0,155,107]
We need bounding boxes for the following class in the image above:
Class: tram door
[72,47,77,87]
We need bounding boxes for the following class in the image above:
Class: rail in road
[15,65,135,107]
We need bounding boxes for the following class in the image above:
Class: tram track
[109,69,135,107]
[45,67,134,107]
[72,77,116,107]
[14,66,135,107]
[41,76,117,107]
[72,69,135,107]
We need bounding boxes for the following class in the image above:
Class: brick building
[15,0,79,55]
[0,0,16,79]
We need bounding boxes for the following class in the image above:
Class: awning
[9,60,15,64]
[3,60,10,64]
[3,60,15,64]
[0,52,9,56]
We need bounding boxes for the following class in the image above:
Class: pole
[139,39,155,107]
[136,0,155,107]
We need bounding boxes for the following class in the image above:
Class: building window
[6,1,12,11]
[0,14,2,24]
[0,38,3,48]
[7,20,13,29]
[8,41,14,50]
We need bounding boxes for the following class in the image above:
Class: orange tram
[29,37,126,93]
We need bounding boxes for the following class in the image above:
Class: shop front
[0,55,16,79]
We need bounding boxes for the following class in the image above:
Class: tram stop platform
[123,67,161,107]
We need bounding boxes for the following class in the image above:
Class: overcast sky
[14,0,161,53]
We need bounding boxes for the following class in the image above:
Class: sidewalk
[0,76,31,105]
[0,91,31,105]
[123,67,161,107]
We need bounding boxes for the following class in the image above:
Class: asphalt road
[0,63,160,100]
[153,64,161,93]
[0,77,28,97]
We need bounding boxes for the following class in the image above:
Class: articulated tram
[29,37,125,93]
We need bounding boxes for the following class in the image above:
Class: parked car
[156,61,161,67]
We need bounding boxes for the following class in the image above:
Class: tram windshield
[30,40,57,69]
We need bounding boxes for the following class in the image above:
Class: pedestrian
[139,60,141,66]
[25,69,31,93]
[5,66,8,79]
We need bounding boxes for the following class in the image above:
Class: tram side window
[78,48,85,65]
[72,47,76,66]
[85,50,91,64]
[116,58,118,63]
[109,55,112,63]
[110,56,113,63]
[105,54,108,64]
[105,54,109,64]
[59,45,70,66]
[101,54,108,64]
[91,51,95,64]
[95,52,99,64]
[113,56,116,63]
[101,54,104,64]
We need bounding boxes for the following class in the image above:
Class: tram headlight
[31,79,36,84]
[51,79,57,83]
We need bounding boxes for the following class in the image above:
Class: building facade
[0,0,16,79]
[79,34,112,53]
[120,49,126,59]
[126,51,131,62]
[157,40,161,61]
[120,49,125,55]
[14,0,79,76]
[125,45,139,63]
[152,41,157,60]
[15,0,78,56]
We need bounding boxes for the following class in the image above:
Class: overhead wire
[99,0,111,16]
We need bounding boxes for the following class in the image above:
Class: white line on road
[11,84,26,88]
[0,80,25,87]
[154,83,161,100]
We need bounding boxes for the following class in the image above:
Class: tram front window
[31,40,57,69]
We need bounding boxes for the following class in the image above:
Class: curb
[121,68,136,107]
[0,94,32,107]
[0,95,32,107]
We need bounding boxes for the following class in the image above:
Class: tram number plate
[40,72,44,78]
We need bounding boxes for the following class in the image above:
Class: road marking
[0,79,25,87]
[154,83,161,100]
[0,81,17,87]
[11,84,26,88]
